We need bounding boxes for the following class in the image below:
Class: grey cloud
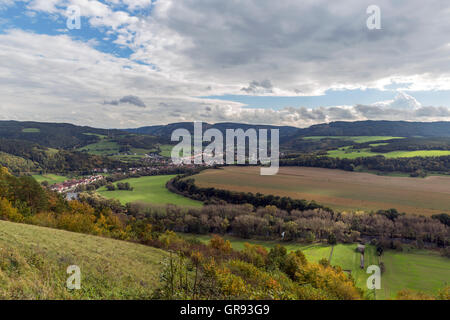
[241,80,274,94]
[141,0,450,94]
[104,95,147,108]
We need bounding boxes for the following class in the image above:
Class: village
[50,175,105,193]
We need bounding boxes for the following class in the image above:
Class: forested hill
[0,120,124,149]
[126,120,450,140]
[296,121,450,137]
[125,122,299,140]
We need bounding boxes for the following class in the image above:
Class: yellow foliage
[0,198,23,223]
[209,235,232,253]
[396,289,436,300]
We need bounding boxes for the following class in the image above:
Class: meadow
[97,175,202,206]
[191,166,450,215]
[21,128,41,133]
[328,146,450,159]
[32,173,69,184]
[158,144,174,157]
[0,220,168,299]
[178,233,450,299]
[78,140,121,156]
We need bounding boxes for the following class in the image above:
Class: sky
[0,0,450,128]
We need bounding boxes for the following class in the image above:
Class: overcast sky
[0,0,450,128]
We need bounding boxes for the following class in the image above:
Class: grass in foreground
[97,175,202,207]
[0,220,168,299]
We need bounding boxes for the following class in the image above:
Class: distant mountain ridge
[125,122,299,140]
[297,121,450,137]
[126,120,450,139]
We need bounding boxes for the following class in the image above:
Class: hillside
[0,220,168,299]
[125,122,299,140]
[296,121,450,137]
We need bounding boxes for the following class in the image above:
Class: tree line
[168,175,326,212]
[280,154,450,176]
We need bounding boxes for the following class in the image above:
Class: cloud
[104,95,147,107]
[241,80,274,94]
[354,92,449,121]
[1,2,450,128]
[373,92,422,110]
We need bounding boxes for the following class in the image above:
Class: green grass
[379,249,450,299]
[32,174,69,184]
[158,145,174,157]
[304,136,404,143]
[0,220,168,299]
[97,175,202,207]
[327,146,450,159]
[329,244,380,296]
[21,128,40,133]
[82,132,108,139]
[78,140,121,156]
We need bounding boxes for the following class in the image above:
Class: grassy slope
[0,220,168,299]
[32,174,68,184]
[158,145,173,157]
[97,175,202,207]
[78,140,121,156]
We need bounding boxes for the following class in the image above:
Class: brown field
[192,166,450,215]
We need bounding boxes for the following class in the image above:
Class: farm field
[328,146,450,159]
[191,166,450,215]
[0,220,168,299]
[32,173,69,184]
[78,140,121,156]
[179,233,450,299]
[97,175,202,207]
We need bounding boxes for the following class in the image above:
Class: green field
[32,174,69,184]
[158,144,174,157]
[21,128,40,133]
[379,249,450,299]
[328,146,450,159]
[97,175,202,206]
[78,140,121,156]
[304,136,404,143]
[0,220,168,299]
[179,233,450,299]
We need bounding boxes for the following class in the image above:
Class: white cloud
[1,1,450,128]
